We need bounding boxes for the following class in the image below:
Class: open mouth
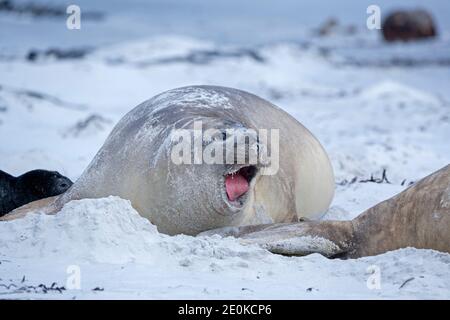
[224,165,258,207]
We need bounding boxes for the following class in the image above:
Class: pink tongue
[225,173,249,201]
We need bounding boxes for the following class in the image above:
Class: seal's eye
[208,131,227,143]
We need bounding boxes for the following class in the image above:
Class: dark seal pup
[0,169,73,216]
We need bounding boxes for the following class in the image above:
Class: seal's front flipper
[200,221,354,258]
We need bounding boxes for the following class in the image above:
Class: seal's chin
[222,165,258,210]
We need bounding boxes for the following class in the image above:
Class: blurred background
[1,0,449,217]
[1,0,450,49]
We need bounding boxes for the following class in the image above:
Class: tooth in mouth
[224,166,257,203]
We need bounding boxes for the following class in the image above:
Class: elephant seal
[0,169,73,216]
[0,86,335,236]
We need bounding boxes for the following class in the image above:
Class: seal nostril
[60,183,68,188]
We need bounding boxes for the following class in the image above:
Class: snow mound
[0,196,269,265]
[0,196,449,298]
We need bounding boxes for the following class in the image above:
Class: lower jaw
[228,197,246,208]
[222,191,249,213]
[212,192,247,217]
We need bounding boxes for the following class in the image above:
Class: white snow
[0,0,449,299]
[1,196,449,299]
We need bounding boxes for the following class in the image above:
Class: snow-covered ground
[0,0,449,299]
[1,197,449,299]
